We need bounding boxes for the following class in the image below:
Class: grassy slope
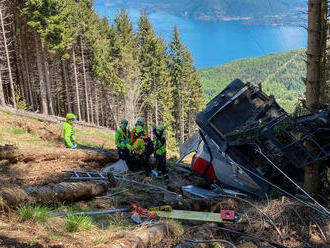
[199,48,306,113]
[0,110,115,149]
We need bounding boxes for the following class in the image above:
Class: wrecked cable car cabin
[179,79,330,196]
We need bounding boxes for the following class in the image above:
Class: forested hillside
[99,0,307,25]
[0,0,204,148]
[199,49,306,112]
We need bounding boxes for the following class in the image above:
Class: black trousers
[130,154,151,174]
[155,154,168,176]
[118,147,130,161]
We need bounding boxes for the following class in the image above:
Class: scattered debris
[101,159,129,175]
[182,185,247,198]
[55,208,130,216]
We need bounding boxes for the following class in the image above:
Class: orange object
[130,204,157,218]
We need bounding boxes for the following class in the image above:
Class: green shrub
[65,214,92,232]
[17,205,52,224]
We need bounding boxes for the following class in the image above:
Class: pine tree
[112,9,141,125]
[137,13,176,146]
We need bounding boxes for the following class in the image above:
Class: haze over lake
[94,4,307,68]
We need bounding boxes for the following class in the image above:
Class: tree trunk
[16,16,30,108]
[0,71,5,105]
[108,222,180,248]
[0,145,119,163]
[304,0,325,195]
[34,33,48,114]
[179,91,184,144]
[0,182,108,207]
[72,47,81,120]
[42,44,54,115]
[80,38,90,122]
[22,22,34,109]
[62,60,72,113]
[0,7,16,107]
[95,84,99,126]
[89,83,94,124]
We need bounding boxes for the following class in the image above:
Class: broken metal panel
[101,159,129,175]
[190,79,330,196]
[177,132,201,164]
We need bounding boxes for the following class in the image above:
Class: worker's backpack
[142,136,154,156]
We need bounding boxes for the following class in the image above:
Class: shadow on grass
[0,234,60,248]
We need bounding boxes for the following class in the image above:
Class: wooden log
[108,222,181,248]
[0,145,118,163]
[0,182,108,206]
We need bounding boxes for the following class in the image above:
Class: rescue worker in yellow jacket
[62,113,77,149]
[115,119,131,161]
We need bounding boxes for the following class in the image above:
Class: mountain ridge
[95,0,307,25]
[199,48,306,112]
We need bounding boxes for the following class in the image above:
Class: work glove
[71,144,77,149]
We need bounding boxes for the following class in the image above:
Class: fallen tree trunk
[108,222,181,248]
[0,182,108,206]
[0,145,118,163]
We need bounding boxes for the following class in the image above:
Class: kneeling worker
[153,125,168,182]
[63,113,77,149]
[115,119,131,161]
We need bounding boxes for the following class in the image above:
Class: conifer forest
[0,0,204,148]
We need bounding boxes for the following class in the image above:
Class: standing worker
[63,113,77,149]
[153,125,168,182]
[131,119,146,143]
[115,119,131,161]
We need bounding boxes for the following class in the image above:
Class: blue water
[94,4,307,69]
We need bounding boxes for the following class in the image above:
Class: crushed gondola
[178,79,330,196]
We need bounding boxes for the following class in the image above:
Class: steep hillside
[199,48,306,112]
[98,0,307,25]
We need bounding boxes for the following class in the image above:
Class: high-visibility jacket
[131,126,147,143]
[154,136,166,156]
[115,128,131,149]
[133,137,146,155]
[62,121,76,147]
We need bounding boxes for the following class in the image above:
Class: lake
[94,4,307,69]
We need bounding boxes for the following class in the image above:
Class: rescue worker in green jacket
[115,119,131,161]
[131,119,146,143]
[153,125,168,182]
[62,113,77,149]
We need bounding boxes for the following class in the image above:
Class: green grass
[17,205,52,224]
[64,214,93,232]
[3,127,26,135]
[79,140,103,148]
[76,129,114,141]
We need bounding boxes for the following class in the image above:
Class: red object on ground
[221,210,235,221]
[192,157,217,180]
[130,204,157,218]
